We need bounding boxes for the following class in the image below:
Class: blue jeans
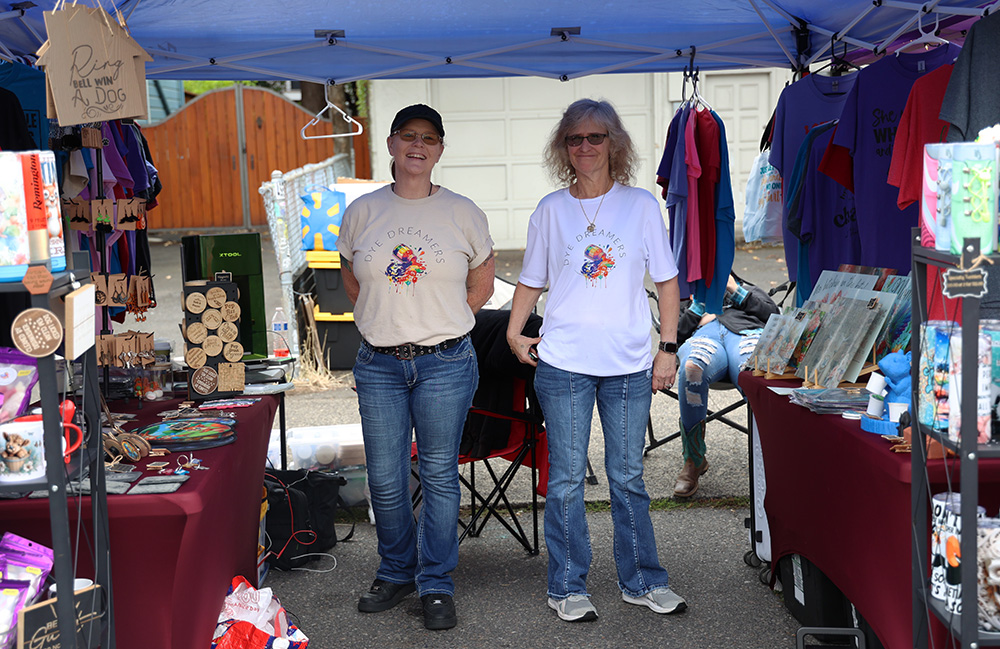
[677,319,760,461]
[534,361,670,599]
[353,336,478,596]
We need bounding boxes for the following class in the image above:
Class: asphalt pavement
[129,232,805,648]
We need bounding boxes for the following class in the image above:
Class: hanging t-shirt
[0,61,47,150]
[693,111,736,315]
[0,87,34,150]
[665,107,692,299]
[888,64,953,209]
[684,109,703,282]
[656,108,684,198]
[520,183,676,377]
[695,108,720,289]
[796,127,861,296]
[337,185,493,348]
[827,44,960,272]
[768,71,858,281]
[940,11,1000,142]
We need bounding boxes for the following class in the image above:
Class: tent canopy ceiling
[0,0,996,84]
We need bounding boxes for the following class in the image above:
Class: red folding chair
[411,310,547,555]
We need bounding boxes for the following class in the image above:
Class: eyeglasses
[565,133,609,147]
[394,130,442,145]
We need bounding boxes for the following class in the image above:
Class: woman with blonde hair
[507,98,685,622]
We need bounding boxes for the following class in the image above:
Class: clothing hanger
[813,35,859,78]
[300,83,364,141]
[683,47,714,112]
[896,12,949,55]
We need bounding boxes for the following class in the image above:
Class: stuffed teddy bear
[879,350,913,411]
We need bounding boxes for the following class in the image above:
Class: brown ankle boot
[673,458,709,498]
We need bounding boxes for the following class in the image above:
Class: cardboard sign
[36,5,152,126]
[63,198,91,231]
[17,584,105,649]
[116,198,144,230]
[90,199,114,229]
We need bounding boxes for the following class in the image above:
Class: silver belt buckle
[397,343,415,360]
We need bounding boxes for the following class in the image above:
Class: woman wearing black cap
[337,104,495,630]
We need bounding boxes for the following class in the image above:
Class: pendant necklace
[578,181,611,233]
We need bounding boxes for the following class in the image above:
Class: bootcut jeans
[534,360,671,600]
[353,336,478,596]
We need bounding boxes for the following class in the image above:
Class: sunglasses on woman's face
[565,133,608,147]
[394,130,442,145]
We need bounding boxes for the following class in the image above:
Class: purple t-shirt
[831,44,960,272]
[798,127,861,286]
[769,72,857,281]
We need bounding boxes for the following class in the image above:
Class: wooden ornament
[223,341,244,363]
[217,363,245,392]
[202,309,222,330]
[11,308,64,357]
[184,347,207,370]
[185,292,207,314]
[186,322,208,345]
[206,287,227,309]
[221,301,241,322]
[190,366,219,395]
[218,321,239,343]
[203,335,223,357]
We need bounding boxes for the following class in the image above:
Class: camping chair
[644,278,793,455]
[411,309,547,555]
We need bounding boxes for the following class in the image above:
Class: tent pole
[749,0,799,69]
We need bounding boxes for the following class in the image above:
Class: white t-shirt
[337,185,494,347]
[519,182,678,376]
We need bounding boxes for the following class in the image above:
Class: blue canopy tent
[0,0,997,83]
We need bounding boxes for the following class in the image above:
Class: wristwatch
[658,341,678,354]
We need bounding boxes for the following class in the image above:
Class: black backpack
[263,469,355,570]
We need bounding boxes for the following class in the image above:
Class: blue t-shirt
[797,126,861,299]
[665,106,691,299]
[830,44,960,272]
[0,61,48,150]
[769,72,858,282]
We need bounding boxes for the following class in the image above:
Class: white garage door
[370,70,783,250]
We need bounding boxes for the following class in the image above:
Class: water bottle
[271,307,290,358]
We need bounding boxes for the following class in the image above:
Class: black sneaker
[357,579,416,613]
[421,593,457,630]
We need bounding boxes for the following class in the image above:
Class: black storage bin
[313,266,355,315]
[315,310,362,370]
[778,554,853,643]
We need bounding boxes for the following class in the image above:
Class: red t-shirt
[887,64,953,209]
[694,108,720,288]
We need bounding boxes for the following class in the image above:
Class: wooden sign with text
[36,5,152,126]
[17,584,104,649]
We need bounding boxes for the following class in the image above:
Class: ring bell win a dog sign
[36,5,152,127]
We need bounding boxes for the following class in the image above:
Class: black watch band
[659,341,678,354]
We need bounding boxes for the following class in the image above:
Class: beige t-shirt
[337,185,494,347]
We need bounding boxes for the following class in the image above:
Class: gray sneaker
[622,587,687,614]
[547,594,598,622]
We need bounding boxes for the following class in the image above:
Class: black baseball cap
[390,104,445,138]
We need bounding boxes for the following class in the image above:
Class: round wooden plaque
[221,301,241,322]
[190,366,219,395]
[186,322,208,345]
[10,308,64,358]
[206,286,228,309]
[185,292,207,314]
[185,347,207,369]
[202,309,223,330]
[203,335,223,357]
[218,321,239,343]
[223,341,244,362]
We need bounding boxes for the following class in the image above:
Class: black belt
[365,334,469,360]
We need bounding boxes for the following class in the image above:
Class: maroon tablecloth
[742,373,1000,649]
[0,395,277,649]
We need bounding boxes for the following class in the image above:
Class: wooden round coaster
[221,301,241,322]
[190,366,219,395]
[186,321,208,345]
[185,292,207,314]
[11,308,64,358]
[223,341,244,363]
[185,346,207,369]
[203,335,223,357]
[202,309,223,330]
[206,286,228,309]
[218,321,239,343]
